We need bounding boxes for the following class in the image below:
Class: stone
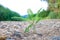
[12,31,24,39]
[52,36,60,40]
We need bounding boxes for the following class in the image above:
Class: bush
[47,12,58,19]
[37,10,50,18]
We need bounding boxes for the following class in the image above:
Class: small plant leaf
[37,8,42,13]
[34,10,41,23]
[27,9,34,20]
[24,23,33,33]
[35,17,40,23]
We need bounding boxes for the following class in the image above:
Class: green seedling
[24,9,41,33]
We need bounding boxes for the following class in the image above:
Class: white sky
[0,0,48,16]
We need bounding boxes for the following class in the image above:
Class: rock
[12,31,24,39]
[6,37,15,40]
[0,25,7,29]
[37,33,43,37]
[52,36,60,40]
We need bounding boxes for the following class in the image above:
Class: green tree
[47,0,60,13]
[0,5,21,21]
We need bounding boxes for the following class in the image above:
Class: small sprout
[24,9,41,33]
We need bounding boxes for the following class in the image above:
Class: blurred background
[0,0,60,21]
[0,0,48,15]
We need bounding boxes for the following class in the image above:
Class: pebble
[0,19,60,40]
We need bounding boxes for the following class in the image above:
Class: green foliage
[25,8,60,33]
[48,12,57,19]
[26,9,50,21]
[24,8,60,33]
[11,17,26,21]
[46,11,60,19]
[27,9,34,21]
[57,13,60,18]
[37,9,50,18]
[0,5,21,21]
[24,9,42,33]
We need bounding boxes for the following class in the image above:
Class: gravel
[0,19,60,40]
